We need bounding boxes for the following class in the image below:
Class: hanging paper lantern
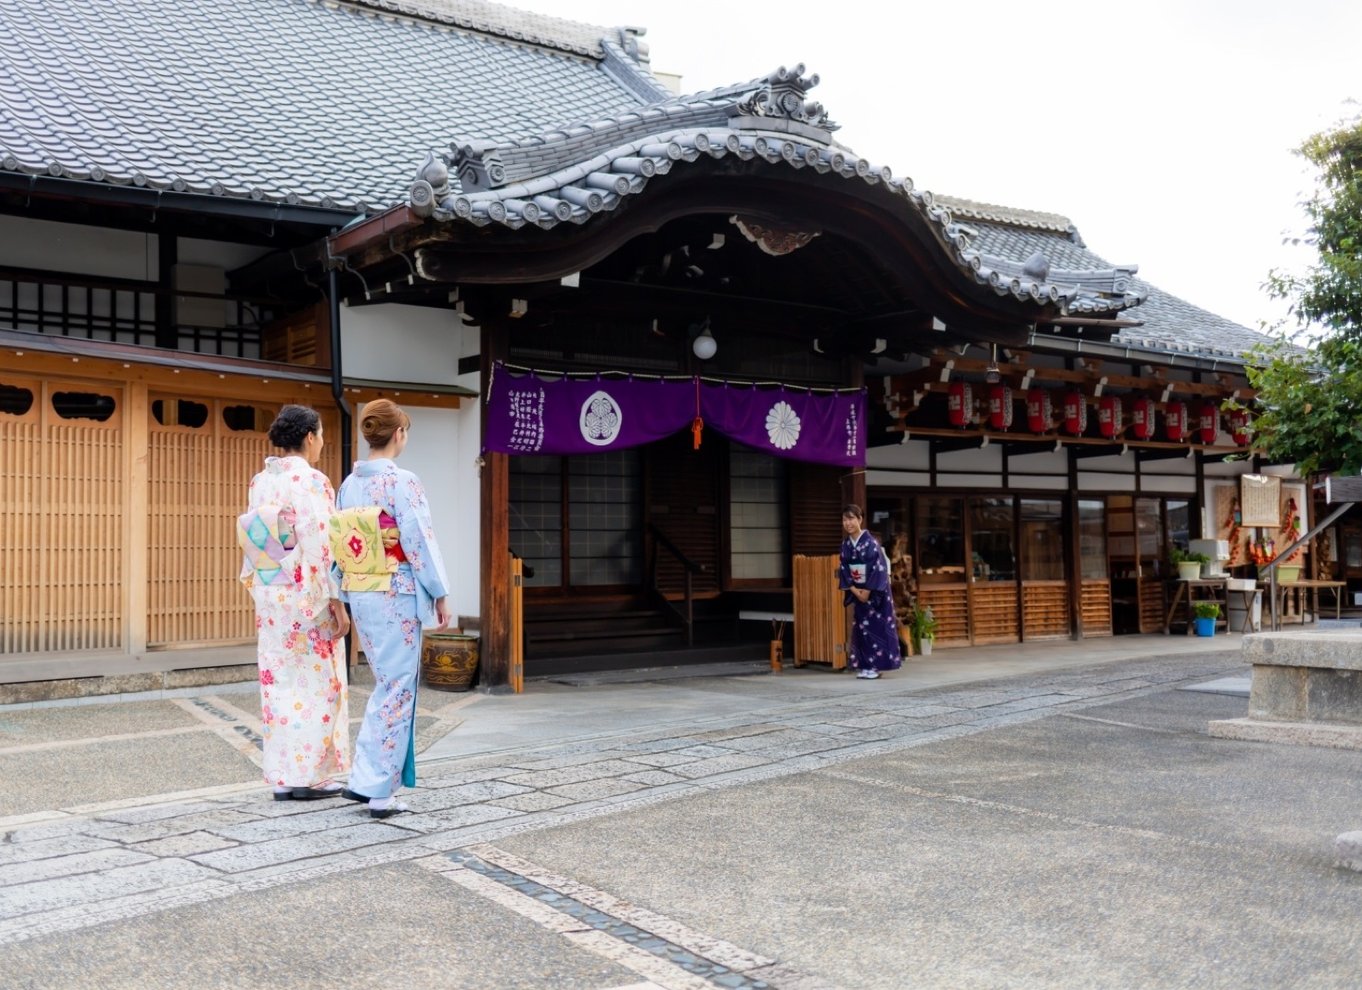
[1165,400,1187,441]
[1062,391,1087,436]
[1129,397,1155,440]
[1098,395,1123,439]
[947,380,972,428]
[988,384,1013,430]
[1227,408,1251,445]
[1025,388,1053,433]
[1195,401,1219,444]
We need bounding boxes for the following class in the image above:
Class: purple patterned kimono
[839,530,903,672]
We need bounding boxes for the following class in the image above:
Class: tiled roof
[347,0,626,58]
[407,65,1142,317]
[963,220,1268,357]
[0,0,661,212]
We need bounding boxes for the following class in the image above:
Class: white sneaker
[863,669,881,680]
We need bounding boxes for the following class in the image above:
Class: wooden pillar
[479,321,513,692]
[125,380,150,653]
[1066,445,1084,640]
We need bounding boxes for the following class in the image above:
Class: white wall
[347,309,483,621]
[341,302,465,385]
[0,215,155,279]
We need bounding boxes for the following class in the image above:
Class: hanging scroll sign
[1239,474,1282,528]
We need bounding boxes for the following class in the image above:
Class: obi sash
[330,506,404,592]
[237,506,298,587]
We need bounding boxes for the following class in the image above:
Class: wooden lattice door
[0,377,125,654]
[147,397,339,648]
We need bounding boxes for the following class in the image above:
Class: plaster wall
[0,216,271,279]
[347,313,483,620]
[340,302,466,385]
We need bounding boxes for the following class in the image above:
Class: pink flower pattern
[245,454,349,788]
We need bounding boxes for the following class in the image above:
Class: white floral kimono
[240,455,349,788]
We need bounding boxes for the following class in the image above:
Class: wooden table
[1163,578,1228,635]
[1271,579,1347,627]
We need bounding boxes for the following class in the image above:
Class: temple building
[0,0,1330,696]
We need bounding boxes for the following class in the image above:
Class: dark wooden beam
[479,322,513,693]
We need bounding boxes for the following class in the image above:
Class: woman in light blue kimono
[333,399,450,819]
[839,504,902,680]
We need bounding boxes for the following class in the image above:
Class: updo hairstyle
[360,398,411,449]
[268,404,321,451]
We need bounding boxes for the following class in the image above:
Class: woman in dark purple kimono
[839,504,902,679]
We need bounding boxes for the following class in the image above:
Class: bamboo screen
[0,378,124,654]
[792,553,847,669]
[147,398,341,648]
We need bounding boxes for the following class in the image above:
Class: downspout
[327,266,351,471]
[327,265,353,676]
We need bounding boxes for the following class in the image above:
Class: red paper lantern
[1165,400,1187,442]
[947,381,972,428]
[1227,408,1250,445]
[1129,397,1155,440]
[1195,401,1219,444]
[988,384,1013,430]
[1025,388,1053,433]
[1098,395,1123,439]
[1062,391,1087,436]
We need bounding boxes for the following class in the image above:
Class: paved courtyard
[1,638,1359,988]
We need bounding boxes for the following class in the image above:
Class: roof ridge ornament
[450,140,507,192]
[731,64,837,132]
[410,151,453,217]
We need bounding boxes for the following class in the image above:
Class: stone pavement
[2,636,1360,988]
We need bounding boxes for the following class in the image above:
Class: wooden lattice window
[223,403,276,433]
[51,390,117,421]
[0,381,35,417]
[151,398,209,428]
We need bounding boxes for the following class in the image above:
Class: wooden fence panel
[918,583,969,645]
[1021,580,1070,640]
[148,398,272,647]
[0,379,124,654]
[1080,579,1113,636]
[792,553,846,669]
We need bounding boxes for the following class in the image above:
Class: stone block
[1208,717,1362,750]
[1242,632,1362,670]
[1249,665,1362,724]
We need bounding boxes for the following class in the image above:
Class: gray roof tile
[0,0,661,212]
[961,219,1267,357]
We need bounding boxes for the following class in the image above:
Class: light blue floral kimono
[335,458,449,799]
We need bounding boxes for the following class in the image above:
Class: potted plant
[908,604,937,656]
[1190,601,1221,637]
[1170,547,1208,581]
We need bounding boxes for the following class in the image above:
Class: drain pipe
[327,266,352,470]
[327,265,354,676]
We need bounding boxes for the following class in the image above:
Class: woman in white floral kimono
[239,405,350,800]
[332,399,450,819]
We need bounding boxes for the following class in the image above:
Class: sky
[517,0,1360,335]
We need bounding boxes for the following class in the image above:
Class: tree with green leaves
[1247,107,1362,478]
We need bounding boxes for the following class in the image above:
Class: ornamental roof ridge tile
[339,0,623,58]
[935,195,1080,239]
